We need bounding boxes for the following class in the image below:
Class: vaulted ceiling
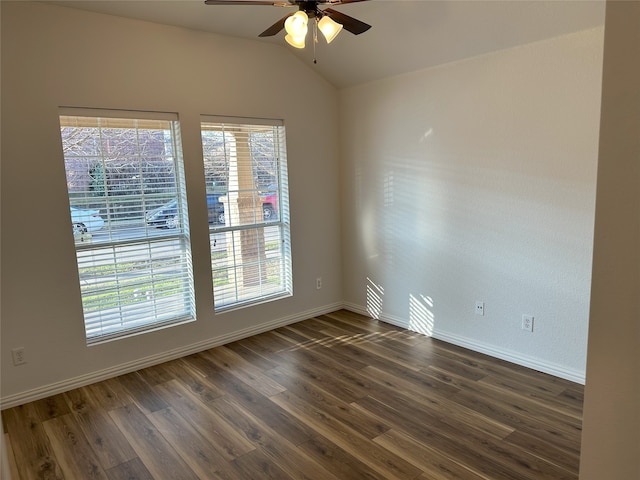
[52,0,606,88]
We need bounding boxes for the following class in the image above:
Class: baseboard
[0,302,343,410]
[435,331,585,384]
[343,302,586,385]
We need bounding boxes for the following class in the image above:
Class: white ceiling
[51,0,606,88]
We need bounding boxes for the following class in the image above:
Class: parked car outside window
[146,194,225,228]
[70,207,104,234]
[146,191,279,228]
[260,186,278,221]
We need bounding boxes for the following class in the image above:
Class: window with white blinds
[201,117,292,310]
[59,110,195,343]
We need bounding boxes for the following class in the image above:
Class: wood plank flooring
[2,310,584,479]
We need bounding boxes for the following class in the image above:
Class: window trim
[200,115,293,312]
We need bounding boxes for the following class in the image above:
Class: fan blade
[258,13,292,37]
[323,8,371,35]
[205,0,291,6]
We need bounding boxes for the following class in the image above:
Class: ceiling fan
[204,0,371,50]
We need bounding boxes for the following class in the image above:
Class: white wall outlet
[11,347,26,366]
[522,314,534,332]
[475,301,484,316]
[316,277,322,290]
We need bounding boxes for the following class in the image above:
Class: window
[201,117,292,310]
[59,110,195,343]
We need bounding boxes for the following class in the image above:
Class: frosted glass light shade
[318,15,342,43]
[285,11,308,37]
[284,11,308,48]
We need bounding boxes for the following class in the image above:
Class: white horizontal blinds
[201,117,292,309]
[59,111,195,343]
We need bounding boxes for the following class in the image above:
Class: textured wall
[340,28,604,381]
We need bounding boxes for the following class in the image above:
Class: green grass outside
[81,247,283,312]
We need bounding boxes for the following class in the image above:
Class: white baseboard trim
[343,302,585,385]
[432,331,586,384]
[0,302,343,410]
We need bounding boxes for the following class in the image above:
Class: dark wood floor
[2,310,584,480]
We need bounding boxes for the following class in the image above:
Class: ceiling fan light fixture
[206,0,374,53]
[318,15,342,43]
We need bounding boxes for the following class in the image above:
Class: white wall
[339,27,604,382]
[0,2,343,406]
[580,1,640,477]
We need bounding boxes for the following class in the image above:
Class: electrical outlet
[475,301,484,316]
[522,315,534,332]
[11,347,26,366]
[316,277,322,290]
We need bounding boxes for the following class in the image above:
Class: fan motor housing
[298,1,321,17]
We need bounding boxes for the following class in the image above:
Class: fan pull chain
[313,19,318,64]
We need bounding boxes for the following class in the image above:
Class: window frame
[200,115,293,312]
